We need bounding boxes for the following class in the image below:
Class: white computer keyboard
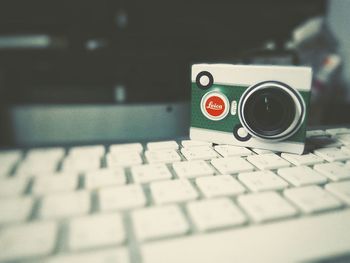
[1,128,350,262]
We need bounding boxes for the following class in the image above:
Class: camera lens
[239,82,304,141]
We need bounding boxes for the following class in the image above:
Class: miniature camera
[190,64,312,154]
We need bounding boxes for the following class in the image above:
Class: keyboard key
[131,163,172,183]
[281,152,324,166]
[284,186,342,213]
[210,157,254,174]
[26,147,65,161]
[0,221,57,262]
[314,147,350,162]
[150,179,198,204]
[277,166,327,186]
[251,148,275,154]
[187,198,246,231]
[32,173,78,195]
[0,177,28,197]
[40,191,90,219]
[214,145,253,157]
[173,160,215,178]
[85,168,126,189]
[181,146,219,160]
[0,150,22,176]
[325,128,350,135]
[47,248,130,263]
[16,157,60,175]
[147,141,178,150]
[107,151,143,167]
[0,197,33,224]
[68,213,125,251]
[110,143,143,153]
[145,149,181,163]
[237,192,297,222]
[195,175,246,198]
[99,185,146,211]
[69,145,105,158]
[62,155,101,172]
[314,162,350,181]
[306,130,328,137]
[132,205,189,241]
[247,154,291,170]
[325,181,350,205]
[181,140,212,148]
[238,170,288,192]
[335,134,350,145]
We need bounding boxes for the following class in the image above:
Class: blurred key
[0,221,57,261]
[281,152,324,166]
[314,147,350,162]
[277,166,327,186]
[26,147,65,161]
[238,170,288,192]
[247,154,291,170]
[132,205,189,241]
[110,143,143,153]
[62,155,101,172]
[68,213,125,251]
[107,151,143,167]
[0,197,33,224]
[40,191,90,219]
[150,179,198,205]
[173,160,214,178]
[0,150,22,176]
[145,149,181,163]
[284,186,342,213]
[211,157,254,174]
[147,141,178,150]
[306,130,328,137]
[99,185,146,211]
[214,145,253,157]
[314,162,350,181]
[85,168,126,189]
[251,148,276,155]
[33,173,78,195]
[181,140,212,148]
[196,175,246,198]
[187,198,246,231]
[131,163,172,183]
[237,192,297,222]
[335,134,350,145]
[325,181,350,205]
[69,145,105,158]
[325,128,350,136]
[0,177,29,197]
[181,146,219,160]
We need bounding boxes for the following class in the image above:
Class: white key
[308,136,343,148]
[238,170,288,192]
[147,141,178,150]
[107,151,143,167]
[247,154,291,170]
[62,155,101,172]
[284,186,342,213]
[47,248,130,263]
[341,145,350,154]
[68,213,125,251]
[181,146,219,160]
[69,145,105,158]
[40,191,90,219]
[0,150,22,176]
[85,168,126,189]
[277,166,327,186]
[325,181,350,205]
[314,147,350,162]
[150,179,198,204]
[181,140,212,148]
[145,149,181,163]
[314,162,350,181]
[132,205,189,241]
[131,164,172,183]
[33,173,78,195]
[173,160,215,178]
[187,198,246,231]
[251,148,275,154]
[140,210,350,263]
[0,221,57,262]
[214,145,252,157]
[281,152,324,166]
[16,158,59,175]
[237,192,297,222]
[335,134,350,145]
[195,175,246,198]
[326,127,350,135]
[99,185,146,211]
[211,157,254,174]
[0,177,28,197]
[0,197,33,224]
[110,142,143,153]
[306,130,327,137]
[26,147,65,161]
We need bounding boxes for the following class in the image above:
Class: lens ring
[238,81,305,141]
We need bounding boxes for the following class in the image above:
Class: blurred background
[0,0,349,147]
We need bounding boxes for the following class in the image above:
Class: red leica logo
[205,96,226,117]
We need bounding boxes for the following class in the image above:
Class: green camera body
[190,64,312,154]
